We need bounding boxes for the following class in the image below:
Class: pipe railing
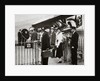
[15,40,41,65]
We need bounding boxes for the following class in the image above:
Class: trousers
[41,56,48,65]
[71,48,77,65]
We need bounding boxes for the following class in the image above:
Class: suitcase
[42,49,53,58]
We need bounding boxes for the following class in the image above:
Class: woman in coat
[62,32,68,62]
[56,28,64,63]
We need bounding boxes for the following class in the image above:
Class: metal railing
[15,40,41,65]
[77,38,84,60]
[15,38,84,65]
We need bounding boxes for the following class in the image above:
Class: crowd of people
[17,23,79,65]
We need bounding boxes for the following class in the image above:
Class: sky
[15,14,58,40]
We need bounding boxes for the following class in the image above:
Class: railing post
[21,42,22,65]
[15,41,17,65]
[15,40,42,65]
[27,47,28,65]
[35,41,36,65]
[32,41,35,65]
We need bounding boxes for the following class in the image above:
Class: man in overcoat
[41,28,51,65]
[70,26,79,65]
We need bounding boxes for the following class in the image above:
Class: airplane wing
[32,15,73,29]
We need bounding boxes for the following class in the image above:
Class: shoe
[58,61,62,63]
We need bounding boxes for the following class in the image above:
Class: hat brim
[62,28,71,33]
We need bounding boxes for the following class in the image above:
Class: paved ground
[48,57,84,65]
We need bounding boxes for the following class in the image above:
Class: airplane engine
[21,29,29,44]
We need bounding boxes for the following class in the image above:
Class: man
[31,28,37,41]
[40,29,44,43]
[70,26,79,65]
[18,29,22,45]
[50,27,56,57]
[41,28,51,65]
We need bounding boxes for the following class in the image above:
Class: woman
[56,28,64,63]
[66,31,72,63]
[62,28,72,63]
[62,32,68,62]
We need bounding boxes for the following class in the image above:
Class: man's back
[42,32,50,50]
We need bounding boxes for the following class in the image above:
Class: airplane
[21,15,84,55]
[31,15,84,59]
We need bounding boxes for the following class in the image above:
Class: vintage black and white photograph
[15,14,84,65]
[5,5,95,76]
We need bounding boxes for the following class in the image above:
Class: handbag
[42,49,53,58]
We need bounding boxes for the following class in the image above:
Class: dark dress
[56,32,63,58]
[70,32,79,65]
[56,43,63,58]
[41,31,51,65]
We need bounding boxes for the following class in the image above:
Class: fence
[15,41,41,65]
[77,38,84,60]
[15,38,84,65]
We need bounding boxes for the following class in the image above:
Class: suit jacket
[42,31,51,50]
[70,32,79,49]
[31,31,37,41]
[50,31,56,45]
